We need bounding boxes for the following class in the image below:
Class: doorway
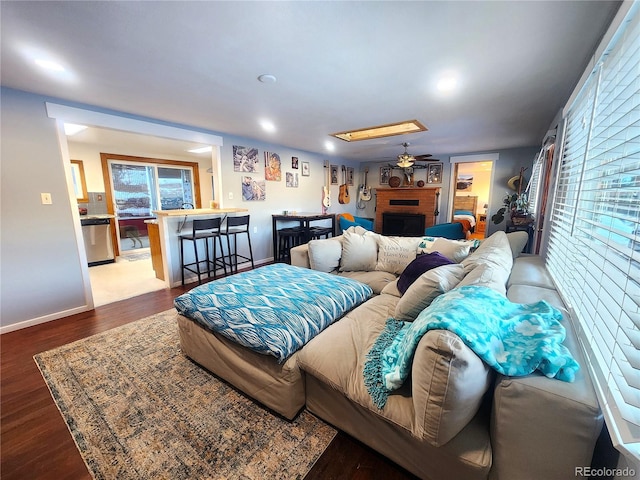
[450,154,497,240]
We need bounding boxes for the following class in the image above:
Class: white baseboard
[0,304,92,334]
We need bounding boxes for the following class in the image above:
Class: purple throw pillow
[397,252,455,294]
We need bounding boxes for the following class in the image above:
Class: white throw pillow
[375,236,422,275]
[417,236,476,263]
[394,264,466,321]
[308,239,342,273]
[339,229,378,272]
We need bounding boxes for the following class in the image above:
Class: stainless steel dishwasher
[81,217,115,266]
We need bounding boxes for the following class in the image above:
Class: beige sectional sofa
[289,228,603,480]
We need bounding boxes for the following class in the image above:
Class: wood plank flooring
[1,282,416,480]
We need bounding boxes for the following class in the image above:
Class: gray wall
[0,87,358,330]
[1,88,88,326]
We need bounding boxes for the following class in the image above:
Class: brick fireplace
[375,187,440,235]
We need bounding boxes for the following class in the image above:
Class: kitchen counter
[152,208,247,217]
[80,214,116,220]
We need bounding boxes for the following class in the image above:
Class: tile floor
[89,250,166,306]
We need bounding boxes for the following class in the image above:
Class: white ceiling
[1,1,621,161]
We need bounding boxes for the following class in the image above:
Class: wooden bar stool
[277,227,305,263]
[179,217,226,285]
[309,226,333,240]
[221,215,255,274]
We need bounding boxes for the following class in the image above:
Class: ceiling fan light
[396,142,416,167]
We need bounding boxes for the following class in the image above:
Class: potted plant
[491,191,532,225]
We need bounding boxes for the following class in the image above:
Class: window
[101,153,201,253]
[546,3,640,458]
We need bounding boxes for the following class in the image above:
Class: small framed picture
[380,166,391,185]
[347,167,354,186]
[292,156,299,169]
[330,165,339,184]
[427,163,443,184]
[301,161,310,176]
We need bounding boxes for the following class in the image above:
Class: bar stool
[309,226,333,240]
[220,215,255,273]
[179,217,226,285]
[277,227,305,263]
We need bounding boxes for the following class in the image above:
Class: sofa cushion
[506,231,530,258]
[375,236,422,275]
[412,329,493,446]
[308,238,342,273]
[507,255,556,289]
[339,229,378,272]
[457,263,508,294]
[380,279,402,297]
[297,295,415,433]
[395,264,466,322]
[339,271,397,295]
[461,231,513,295]
[397,252,455,294]
[418,237,477,262]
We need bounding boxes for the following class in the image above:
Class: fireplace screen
[382,213,426,237]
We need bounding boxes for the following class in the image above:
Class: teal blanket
[364,285,579,409]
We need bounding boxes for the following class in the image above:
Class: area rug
[34,309,336,480]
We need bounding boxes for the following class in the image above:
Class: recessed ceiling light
[35,58,66,72]
[259,119,276,133]
[330,120,427,142]
[188,146,212,154]
[63,123,88,136]
[258,74,277,83]
[437,74,459,92]
[324,141,335,152]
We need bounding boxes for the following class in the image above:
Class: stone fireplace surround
[375,187,440,236]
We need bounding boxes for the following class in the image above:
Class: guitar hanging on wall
[322,161,331,213]
[338,165,350,204]
[357,167,371,209]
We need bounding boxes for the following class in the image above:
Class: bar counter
[152,207,248,287]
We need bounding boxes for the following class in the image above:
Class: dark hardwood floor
[1,282,416,480]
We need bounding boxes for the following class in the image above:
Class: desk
[272,213,335,262]
[505,220,534,253]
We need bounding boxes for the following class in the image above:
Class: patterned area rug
[34,310,336,480]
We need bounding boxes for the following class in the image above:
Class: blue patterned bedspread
[174,263,373,362]
[364,285,579,408]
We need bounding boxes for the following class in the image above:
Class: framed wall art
[380,166,391,185]
[427,163,443,184]
[301,161,310,176]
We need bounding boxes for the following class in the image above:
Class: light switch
[228,192,234,200]
[41,193,53,205]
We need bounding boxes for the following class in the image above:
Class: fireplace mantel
[375,187,440,234]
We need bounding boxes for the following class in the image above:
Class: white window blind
[547,3,640,458]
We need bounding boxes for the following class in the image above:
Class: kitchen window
[101,153,201,253]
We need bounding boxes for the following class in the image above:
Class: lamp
[396,142,415,168]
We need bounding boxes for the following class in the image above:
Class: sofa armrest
[290,243,310,269]
[489,318,603,480]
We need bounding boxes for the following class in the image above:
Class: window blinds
[546,4,640,456]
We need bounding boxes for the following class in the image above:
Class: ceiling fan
[389,142,438,169]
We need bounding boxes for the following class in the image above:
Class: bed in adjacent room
[174,263,373,419]
[452,195,478,235]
